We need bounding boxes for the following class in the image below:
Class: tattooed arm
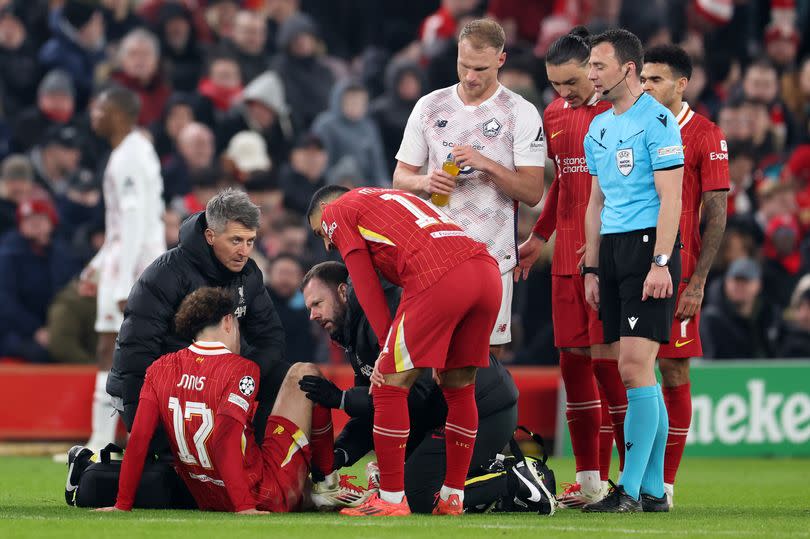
[675,190,728,320]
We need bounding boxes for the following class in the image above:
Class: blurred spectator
[487,0,548,48]
[498,53,543,110]
[762,214,803,310]
[100,0,144,45]
[149,92,198,161]
[781,143,810,231]
[46,278,97,363]
[325,154,365,189]
[725,140,757,218]
[205,0,240,43]
[12,70,76,154]
[278,132,327,216]
[223,130,272,182]
[783,55,810,140]
[0,199,79,362]
[197,53,243,115]
[701,258,783,359]
[110,28,171,126]
[779,277,810,358]
[735,180,798,245]
[163,207,181,249]
[271,12,334,132]
[739,59,792,151]
[29,124,83,198]
[220,10,269,84]
[312,80,389,186]
[265,253,316,362]
[0,154,34,236]
[171,166,223,218]
[419,0,479,59]
[162,122,215,204]
[263,0,300,57]
[218,70,294,167]
[707,223,757,288]
[763,22,799,76]
[245,170,284,218]
[38,0,106,109]
[155,2,203,92]
[0,3,39,114]
[54,167,103,243]
[370,59,426,170]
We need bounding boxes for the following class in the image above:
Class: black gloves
[298,375,344,409]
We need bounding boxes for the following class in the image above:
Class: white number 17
[168,398,214,469]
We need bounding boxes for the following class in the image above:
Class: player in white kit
[81,87,167,451]
[393,18,545,351]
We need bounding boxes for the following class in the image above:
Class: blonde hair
[458,18,505,52]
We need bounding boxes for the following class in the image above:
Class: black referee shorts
[598,227,681,344]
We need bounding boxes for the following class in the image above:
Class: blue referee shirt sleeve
[647,109,684,171]
[584,130,598,176]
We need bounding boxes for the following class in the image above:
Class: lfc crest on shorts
[616,148,634,176]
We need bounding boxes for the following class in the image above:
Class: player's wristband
[580,266,599,276]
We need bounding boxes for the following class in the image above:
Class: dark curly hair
[174,287,236,341]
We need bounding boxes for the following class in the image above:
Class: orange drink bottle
[431,160,460,207]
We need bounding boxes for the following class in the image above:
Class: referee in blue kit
[580,29,683,513]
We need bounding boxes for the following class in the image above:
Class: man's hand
[451,145,490,172]
[584,273,600,311]
[34,327,49,348]
[675,280,703,320]
[298,375,344,408]
[237,508,270,515]
[576,244,586,270]
[643,265,673,301]
[514,235,545,282]
[94,506,125,512]
[370,355,385,387]
[423,169,456,196]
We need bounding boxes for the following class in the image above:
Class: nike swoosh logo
[674,339,694,348]
[511,467,542,502]
[551,130,564,139]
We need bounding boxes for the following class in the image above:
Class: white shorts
[95,278,123,333]
[489,272,513,345]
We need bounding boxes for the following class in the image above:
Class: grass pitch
[0,455,808,539]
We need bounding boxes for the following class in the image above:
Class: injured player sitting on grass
[93,286,370,513]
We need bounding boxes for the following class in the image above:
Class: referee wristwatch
[653,254,670,267]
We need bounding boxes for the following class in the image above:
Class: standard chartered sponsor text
[688,379,810,445]
[559,156,589,174]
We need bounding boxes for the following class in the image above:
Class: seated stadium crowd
[0,0,809,366]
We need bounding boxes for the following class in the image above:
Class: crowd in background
[1,0,809,366]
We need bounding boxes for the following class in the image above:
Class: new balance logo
[628,316,639,330]
[625,442,634,451]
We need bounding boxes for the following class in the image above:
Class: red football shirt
[675,103,730,279]
[322,188,488,293]
[533,95,611,275]
[116,342,262,512]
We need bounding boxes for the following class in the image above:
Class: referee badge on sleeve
[616,148,634,176]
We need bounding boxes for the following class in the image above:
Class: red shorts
[551,274,604,348]
[657,281,702,359]
[378,255,501,374]
[254,415,311,512]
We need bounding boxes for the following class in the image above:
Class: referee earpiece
[602,68,630,96]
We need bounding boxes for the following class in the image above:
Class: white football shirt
[396,84,545,273]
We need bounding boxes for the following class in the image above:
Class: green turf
[1,455,808,539]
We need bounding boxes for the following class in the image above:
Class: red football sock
[372,384,411,493]
[560,351,601,473]
[442,384,478,491]
[663,383,692,485]
[598,388,614,481]
[592,358,627,472]
[310,404,335,476]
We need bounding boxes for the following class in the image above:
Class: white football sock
[380,489,405,504]
[576,470,601,495]
[87,371,117,451]
[440,485,464,502]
